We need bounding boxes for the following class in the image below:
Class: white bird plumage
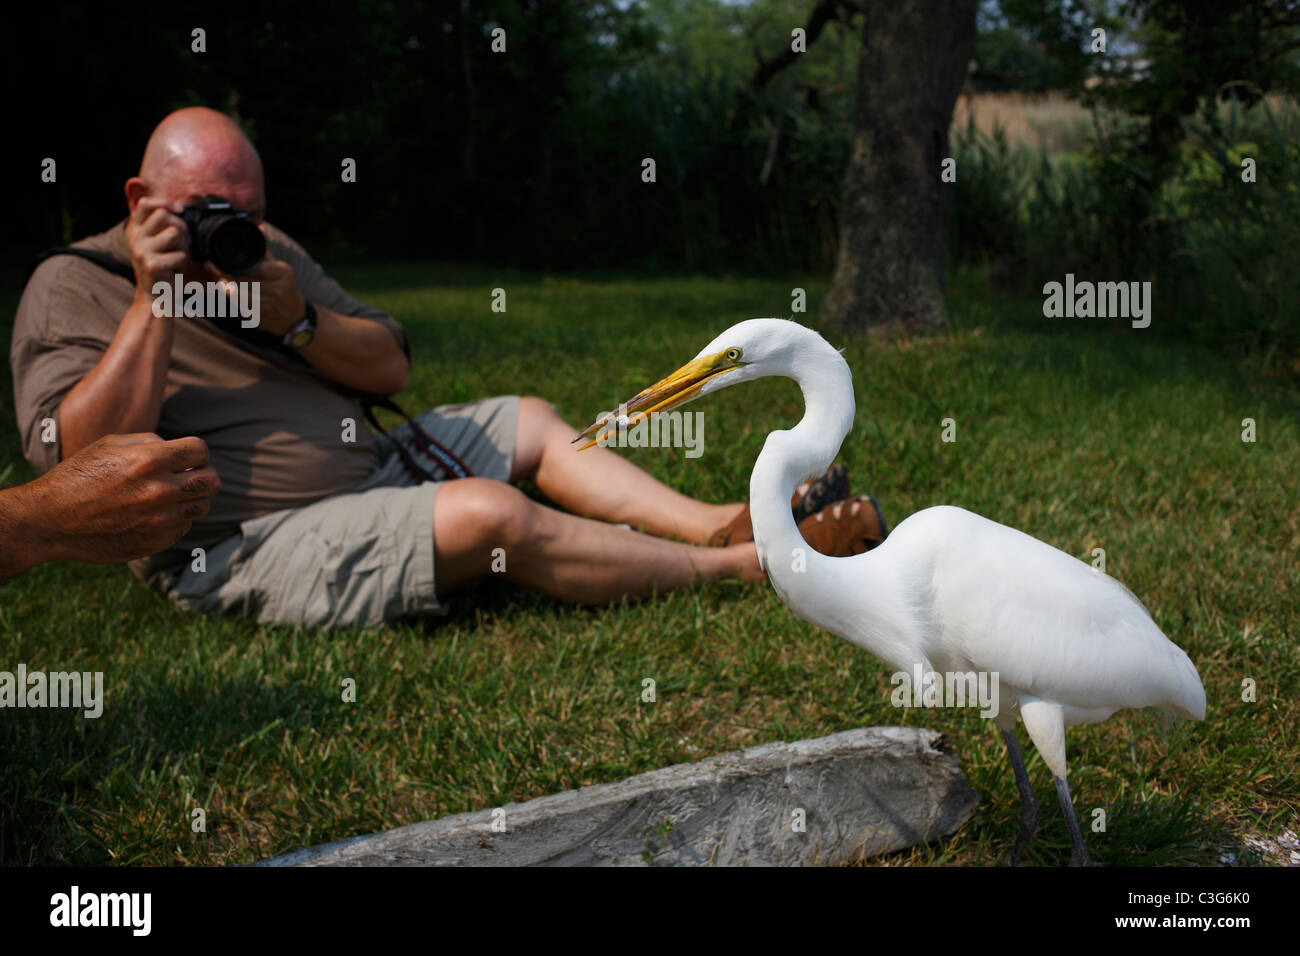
[579,317,1206,865]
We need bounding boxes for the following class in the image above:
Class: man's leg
[509,396,744,544]
[432,477,762,604]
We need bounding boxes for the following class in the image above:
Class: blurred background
[11,0,1300,363]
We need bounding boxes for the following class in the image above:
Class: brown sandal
[708,464,851,547]
[796,495,889,557]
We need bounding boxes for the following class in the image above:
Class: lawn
[0,262,1296,866]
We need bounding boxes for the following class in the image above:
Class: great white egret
[576,318,1206,866]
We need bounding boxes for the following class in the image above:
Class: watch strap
[283,300,317,349]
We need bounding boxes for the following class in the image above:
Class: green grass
[1,264,1296,866]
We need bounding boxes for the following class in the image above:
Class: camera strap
[360,398,473,483]
[28,246,136,283]
[27,246,287,350]
[25,246,473,483]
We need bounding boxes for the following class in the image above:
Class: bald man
[11,107,882,629]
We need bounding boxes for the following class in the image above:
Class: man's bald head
[128,107,265,219]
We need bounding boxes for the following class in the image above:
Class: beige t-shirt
[10,219,410,582]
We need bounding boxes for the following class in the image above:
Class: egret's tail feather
[1164,645,1207,720]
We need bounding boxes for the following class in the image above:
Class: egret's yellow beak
[573,350,742,451]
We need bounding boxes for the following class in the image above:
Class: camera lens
[196,215,266,275]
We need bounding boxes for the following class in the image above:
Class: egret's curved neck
[748,333,855,593]
[746,328,914,668]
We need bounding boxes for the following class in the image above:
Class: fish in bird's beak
[573,348,745,451]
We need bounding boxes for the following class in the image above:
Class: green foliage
[13,0,859,274]
[537,0,859,271]
[975,0,1118,91]
[1167,99,1300,359]
[12,1,1297,348]
[951,94,1300,365]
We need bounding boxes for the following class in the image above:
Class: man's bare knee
[435,478,537,556]
[518,395,565,430]
[519,395,557,415]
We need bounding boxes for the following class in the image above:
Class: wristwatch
[282,300,317,349]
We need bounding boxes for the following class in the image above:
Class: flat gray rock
[259,726,978,866]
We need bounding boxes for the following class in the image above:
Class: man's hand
[209,231,407,394]
[209,247,305,337]
[125,197,191,299]
[0,434,221,580]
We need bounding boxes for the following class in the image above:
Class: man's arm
[55,202,409,460]
[234,254,408,395]
[300,304,409,395]
[57,198,190,458]
[0,487,55,580]
[0,434,220,583]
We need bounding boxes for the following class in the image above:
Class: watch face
[288,327,315,349]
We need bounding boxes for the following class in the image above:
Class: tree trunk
[821,0,977,333]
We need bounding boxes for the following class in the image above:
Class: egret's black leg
[1054,775,1093,867]
[1001,728,1039,865]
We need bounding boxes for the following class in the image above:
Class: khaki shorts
[159,395,519,630]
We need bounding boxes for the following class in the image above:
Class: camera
[181,195,267,275]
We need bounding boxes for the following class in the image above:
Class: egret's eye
[725,347,742,362]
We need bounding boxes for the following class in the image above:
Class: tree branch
[753,0,863,89]
[1262,33,1300,61]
